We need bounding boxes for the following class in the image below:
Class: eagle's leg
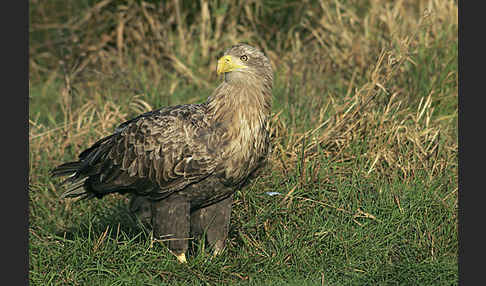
[151,194,190,263]
[129,195,153,229]
[190,194,233,256]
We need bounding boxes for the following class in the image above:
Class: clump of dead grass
[30,0,457,84]
[267,5,457,184]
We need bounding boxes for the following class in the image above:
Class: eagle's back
[51,103,220,200]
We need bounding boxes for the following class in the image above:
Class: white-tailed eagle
[51,44,273,263]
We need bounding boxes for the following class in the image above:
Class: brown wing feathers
[51,106,216,199]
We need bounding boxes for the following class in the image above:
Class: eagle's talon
[175,253,187,263]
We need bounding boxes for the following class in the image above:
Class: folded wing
[51,105,218,199]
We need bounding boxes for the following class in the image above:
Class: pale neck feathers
[202,65,273,182]
[207,72,272,140]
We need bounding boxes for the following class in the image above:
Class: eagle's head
[217,44,273,84]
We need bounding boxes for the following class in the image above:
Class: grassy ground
[29,0,458,285]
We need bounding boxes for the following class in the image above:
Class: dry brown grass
[29,0,457,81]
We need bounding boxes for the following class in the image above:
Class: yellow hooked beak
[217,55,247,75]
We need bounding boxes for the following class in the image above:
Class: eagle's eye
[240,55,248,61]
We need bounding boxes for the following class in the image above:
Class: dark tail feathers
[50,161,82,178]
[50,161,93,199]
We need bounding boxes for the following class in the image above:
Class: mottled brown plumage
[51,44,273,262]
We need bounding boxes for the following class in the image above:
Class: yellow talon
[212,241,225,257]
[213,247,223,257]
[175,252,187,263]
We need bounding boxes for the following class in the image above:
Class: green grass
[29,0,458,285]
[29,161,457,285]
